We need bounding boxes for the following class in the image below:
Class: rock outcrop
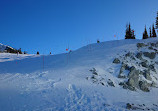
[114,42,158,92]
[113,58,120,64]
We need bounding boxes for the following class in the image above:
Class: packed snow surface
[0,38,158,111]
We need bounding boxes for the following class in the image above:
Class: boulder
[140,61,148,68]
[89,68,98,75]
[122,84,128,89]
[126,103,145,110]
[137,43,146,48]
[149,64,156,72]
[121,63,130,72]
[148,46,153,50]
[126,103,132,109]
[150,43,155,47]
[122,82,135,90]
[107,79,115,87]
[143,52,156,59]
[155,61,158,65]
[136,52,143,60]
[151,82,156,87]
[154,49,157,52]
[118,74,126,78]
[139,81,150,92]
[119,82,125,86]
[127,67,140,89]
[125,52,132,57]
[143,70,152,81]
[113,58,120,64]
[128,66,139,77]
[155,42,158,47]
[118,63,129,78]
[127,77,139,89]
[125,52,136,60]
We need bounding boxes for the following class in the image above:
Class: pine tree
[152,24,157,37]
[125,23,135,39]
[125,23,131,39]
[37,51,39,55]
[131,30,135,39]
[24,51,27,54]
[18,48,22,54]
[149,27,152,37]
[142,26,148,39]
[97,39,100,43]
[156,11,158,29]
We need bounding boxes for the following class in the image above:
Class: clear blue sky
[0,0,158,54]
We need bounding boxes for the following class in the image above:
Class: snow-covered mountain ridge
[0,43,17,53]
[0,38,158,111]
[0,43,7,52]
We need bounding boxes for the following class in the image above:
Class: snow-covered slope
[0,38,158,111]
[0,43,7,52]
[0,43,17,53]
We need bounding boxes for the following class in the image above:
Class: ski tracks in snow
[64,84,128,111]
[0,71,62,92]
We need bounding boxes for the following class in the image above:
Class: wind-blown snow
[0,38,158,111]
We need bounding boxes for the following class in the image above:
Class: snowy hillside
[0,43,7,52]
[0,43,17,53]
[0,38,158,111]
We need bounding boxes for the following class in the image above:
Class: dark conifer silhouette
[125,23,135,39]
[149,27,152,37]
[152,24,157,37]
[156,11,158,29]
[97,39,100,43]
[142,26,148,39]
[24,51,27,54]
[37,51,39,55]
[18,48,22,54]
[131,30,135,39]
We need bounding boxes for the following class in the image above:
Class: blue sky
[0,0,158,54]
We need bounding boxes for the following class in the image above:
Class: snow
[0,43,16,53]
[0,43,7,52]
[0,38,158,111]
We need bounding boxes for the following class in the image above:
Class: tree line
[5,46,27,54]
[125,11,158,39]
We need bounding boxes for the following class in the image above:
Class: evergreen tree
[156,11,158,29]
[125,23,132,39]
[97,39,100,43]
[142,26,148,39]
[18,48,22,54]
[152,24,157,37]
[37,51,39,55]
[149,27,152,37]
[125,23,135,39]
[131,30,135,39]
[24,51,27,54]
